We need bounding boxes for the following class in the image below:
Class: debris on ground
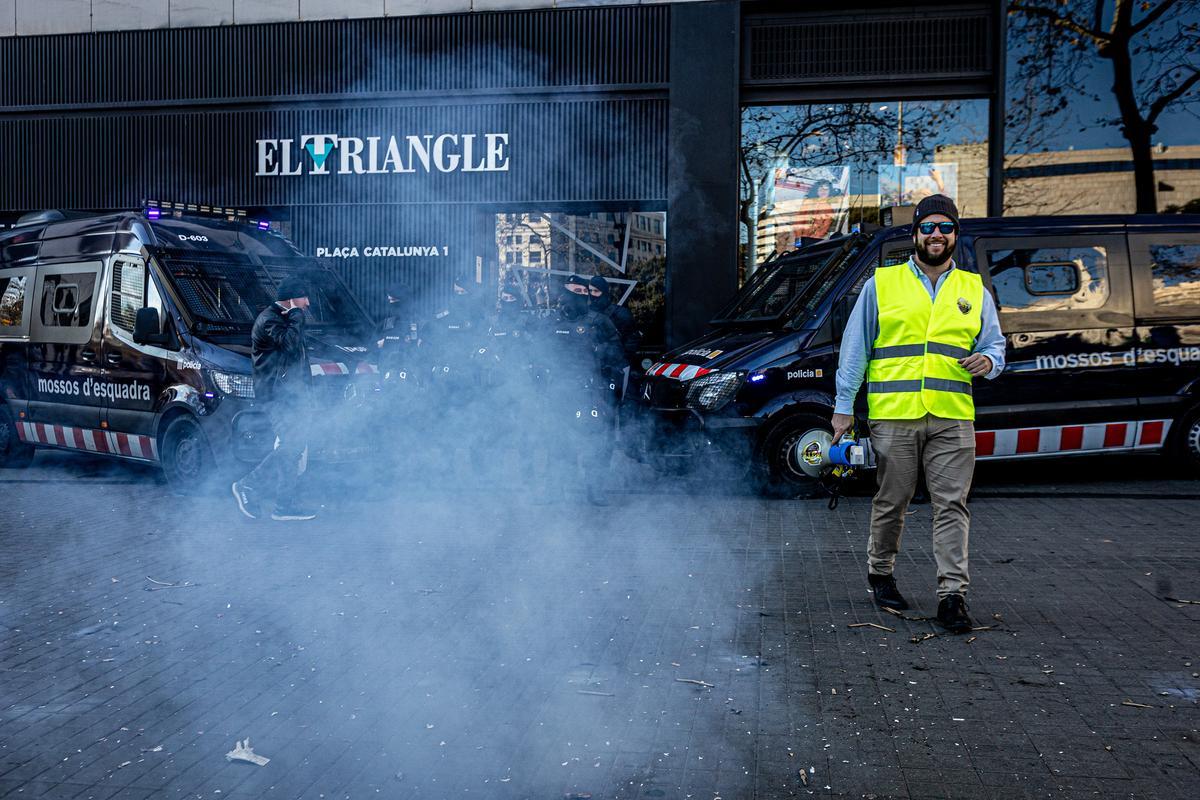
[1164,596,1200,605]
[798,769,808,786]
[576,690,614,697]
[675,678,714,688]
[1121,699,1153,709]
[881,607,933,622]
[145,577,196,591]
[848,622,895,632]
[911,632,939,644]
[225,738,270,766]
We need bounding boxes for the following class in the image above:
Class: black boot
[867,572,909,610]
[936,594,973,634]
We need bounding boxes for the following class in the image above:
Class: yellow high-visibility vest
[866,264,984,420]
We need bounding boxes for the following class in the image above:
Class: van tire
[754,412,829,498]
[159,415,214,494]
[0,404,35,469]
[1169,405,1200,476]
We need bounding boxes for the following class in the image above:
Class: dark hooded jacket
[251,303,310,404]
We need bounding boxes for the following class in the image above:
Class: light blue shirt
[834,258,1007,416]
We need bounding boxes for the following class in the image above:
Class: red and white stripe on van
[645,362,713,381]
[15,421,159,461]
[975,419,1171,459]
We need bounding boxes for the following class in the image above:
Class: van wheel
[755,412,828,499]
[0,405,34,469]
[160,416,214,493]
[1169,406,1200,476]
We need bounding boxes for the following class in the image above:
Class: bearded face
[913,215,957,268]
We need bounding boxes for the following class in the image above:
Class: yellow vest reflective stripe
[866,264,984,421]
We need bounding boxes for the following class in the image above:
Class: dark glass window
[40,272,96,328]
[1149,243,1200,310]
[0,274,28,329]
[986,246,1109,313]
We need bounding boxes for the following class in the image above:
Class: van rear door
[1128,232,1200,434]
[972,233,1140,452]
[26,261,106,440]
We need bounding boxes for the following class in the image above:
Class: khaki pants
[869,414,975,598]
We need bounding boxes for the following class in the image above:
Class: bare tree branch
[1008,2,1111,43]
[1146,67,1200,124]
[1130,0,1184,37]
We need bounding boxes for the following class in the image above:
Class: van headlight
[686,371,744,412]
[210,370,255,399]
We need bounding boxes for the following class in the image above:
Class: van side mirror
[133,307,169,346]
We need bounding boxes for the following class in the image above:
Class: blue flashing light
[256,220,270,231]
[146,208,161,220]
[749,372,767,383]
[203,392,216,399]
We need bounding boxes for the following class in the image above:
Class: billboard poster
[769,165,851,249]
[878,163,959,209]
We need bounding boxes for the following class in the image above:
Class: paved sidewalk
[0,457,1198,799]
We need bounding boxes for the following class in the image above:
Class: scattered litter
[675,678,715,689]
[1121,700,1153,709]
[394,771,404,782]
[117,761,132,769]
[966,637,977,644]
[145,577,196,591]
[140,745,163,753]
[910,632,940,644]
[1164,596,1200,605]
[848,622,895,632]
[225,738,270,766]
[952,717,965,722]
[970,625,994,632]
[576,690,614,697]
[880,608,933,622]
[797,770,807,786]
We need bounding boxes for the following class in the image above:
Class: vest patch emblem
[957,297,972,315]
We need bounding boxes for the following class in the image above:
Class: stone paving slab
[0,453,1197,799]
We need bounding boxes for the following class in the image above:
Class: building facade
[2,0,1196,347]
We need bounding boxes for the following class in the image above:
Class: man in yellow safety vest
[831,194,1006,633]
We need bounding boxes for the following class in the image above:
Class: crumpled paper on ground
[225,738,270,766]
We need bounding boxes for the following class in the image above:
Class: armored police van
[0,209,377,489]
[640,214,1200,494]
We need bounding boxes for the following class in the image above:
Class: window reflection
[739,100,989,280]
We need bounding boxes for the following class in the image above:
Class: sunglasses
[917,221,957,235]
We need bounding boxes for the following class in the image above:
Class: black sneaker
[270,505,317,521]
[867,572,910,610]
[232,481,261,520]
[937,594,973,634]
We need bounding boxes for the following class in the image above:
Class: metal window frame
[30,261,104,345]
[0,267,36,340]
[974,235,1132,333]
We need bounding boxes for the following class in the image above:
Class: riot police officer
[418,274,489,482]
[588,275,642,360]
[376,282,421,383]
[533,275,626,506]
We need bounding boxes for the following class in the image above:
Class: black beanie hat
[565,274,588,288]
[588,275,610,292]
[913,194,960,228]
[276,276,310,302]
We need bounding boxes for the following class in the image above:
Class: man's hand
[958,353,993,377]
[831,413,855,444]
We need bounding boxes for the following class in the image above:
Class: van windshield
[158,254,365,335]
[714,236,864,325]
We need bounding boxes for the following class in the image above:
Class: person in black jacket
[533,275,627,506]
[231,277,317,521]
[588,275,641,359]
[588,274,642,401]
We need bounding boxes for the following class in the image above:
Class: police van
[0,208,377,489]
[640,214,1200,494]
